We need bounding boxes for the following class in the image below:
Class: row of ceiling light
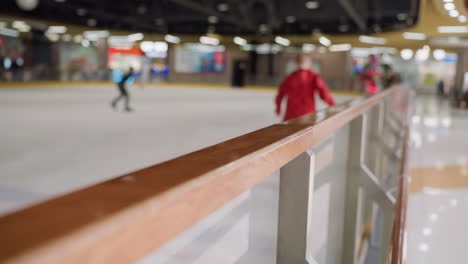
[442,0,467,22]
[400,45,452,61]
[2,21,467,44]
[0,21,462,62]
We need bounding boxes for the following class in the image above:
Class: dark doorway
[232,60,248,88]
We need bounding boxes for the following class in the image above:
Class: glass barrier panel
[138,171,281,264]
[307,124,350,264]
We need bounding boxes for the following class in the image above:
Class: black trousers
[118,82,128,97]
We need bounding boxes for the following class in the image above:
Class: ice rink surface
[0,84,350,215]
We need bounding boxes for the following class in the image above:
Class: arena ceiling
[1,0,420,35]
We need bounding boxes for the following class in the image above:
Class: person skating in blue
[111,67,135,112]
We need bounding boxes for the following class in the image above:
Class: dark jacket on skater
[112,67,135,111]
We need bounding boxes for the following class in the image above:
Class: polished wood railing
[0,87,408,264]
[390,126,410,264]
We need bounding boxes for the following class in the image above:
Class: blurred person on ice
[275,53,335,121]
[111,67,139,112]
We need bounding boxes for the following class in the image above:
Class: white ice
[0,84,349,215]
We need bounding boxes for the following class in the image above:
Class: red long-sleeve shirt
[276,69,335,121]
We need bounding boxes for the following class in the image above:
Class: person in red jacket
[275,53,335,121]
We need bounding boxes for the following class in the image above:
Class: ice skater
[275,53,335,121]
[111,67,134,112]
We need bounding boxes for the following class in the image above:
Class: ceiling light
[380,47,397,54]
[240,44,254,51]
[416,48,429,61]
[329,43,351,52]
[73,34,83,43]
[443,0,453,2]
[12,21,27,29]
[108,36,133,48]
[47,26,67,34]
[318,46,327,53]
[449,10,459,17]
[76,8,87,16]
[18,24,31,32]
[16,57,24,66]
[302,43,316,52]
[3,57,12,69]
[286,16,296,23]
[137,5,147,15]
[400,49,413,60]
[438,26,468,33]
[217,3,229,12]
[402,32,426,40]
[305,1,319,9]
[233,36,247,46]
[254,43,282,54]
[81,39,90,47]
[359,35,386,45]
[259,24,269,34]
[154,41,168,52]
[0,28,19,37]
[87,18,97,27]
[200,36,219,45]
[208,16,219,24]
[444,3,455,10]
[396,13,408,21]
[155,18,165,26]
[140,41,168,53]
[83,30,109,40]
[338,24,350,32]
[62,34,72,41]
[140,41,154,53]
[16,0,39,11]
[319,36,331,46]
[46,33,60,42]
[12,21,31,32]
[275,36,290,46]
[458,16,467,23]
[352,47,396,56]
[207,25,216,34]
[128,33,144,41]
[164,34,180,44]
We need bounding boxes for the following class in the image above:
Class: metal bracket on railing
[360,164,397,208]
[276,149,316,264]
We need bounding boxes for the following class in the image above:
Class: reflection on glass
[429,213,439,222]
[419,243,429,252]
[422,227,432,236]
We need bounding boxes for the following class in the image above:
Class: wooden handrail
[0,88,396,264]
[390,126,410,264]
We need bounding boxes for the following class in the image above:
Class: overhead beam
[169,0,254,31]
[339,0,367,32]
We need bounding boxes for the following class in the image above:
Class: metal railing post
[276,150,316,264]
